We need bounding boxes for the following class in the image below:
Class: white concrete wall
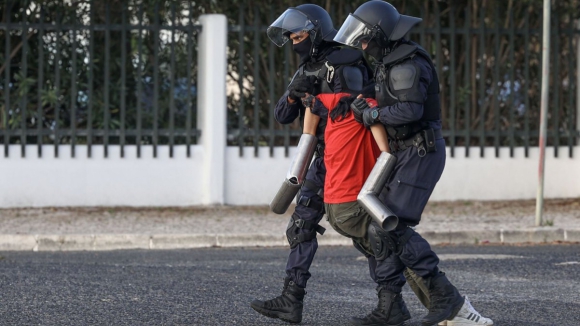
[0,145,204,207]
[0,145,579,207]
[431,147,580,201]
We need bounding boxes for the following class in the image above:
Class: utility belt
[388,128,442,157]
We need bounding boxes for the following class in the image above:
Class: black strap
[293,218,326,235]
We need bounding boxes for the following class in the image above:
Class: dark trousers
[285,157,326,288]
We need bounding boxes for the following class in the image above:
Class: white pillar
[197,14,227,205]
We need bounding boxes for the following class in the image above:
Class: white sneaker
[438,296,493,326]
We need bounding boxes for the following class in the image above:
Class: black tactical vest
[293,48,371,147]
[374,43,441,129]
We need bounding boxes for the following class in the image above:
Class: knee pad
[286,213,326,248]
[367,222,396,261]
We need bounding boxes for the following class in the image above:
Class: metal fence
[2,0,580,159]
[0,1,201,158]
[227,0,580,158]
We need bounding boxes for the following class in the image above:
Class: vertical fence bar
[567,17,575,157]
[478,6,485,157]
[434,3,444,123]
[87,0,94,158]
[186,1,193,157]
[283,42,290,157]
[54,11,61,158]
[419,4,426,47]
[577,20,580,155]
[493,5,500,157]
[169,3,176,158]
[103,3,111,158]
[449,5,456,157]
[524,9,531,157]
[120,3,127,158]
[37,6,44,157]
[508,8,515,157]
[252,7,260,157]
[136,3,143,158]
[153,4,161,158]
[552,8,560,157]
[70,8,77,158]
[20,5,28,157]
[464,7,471,156]
[237,3,246,156]
[4,1,12,157]
[268,7,275,157]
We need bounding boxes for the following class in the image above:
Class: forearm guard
[270,134,318,214]
[357,151,399,231]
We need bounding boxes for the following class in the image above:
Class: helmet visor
[333,14,373,49]
[267,8,315,47]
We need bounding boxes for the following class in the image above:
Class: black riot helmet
[267,4,337,48]
[334,0,422,49]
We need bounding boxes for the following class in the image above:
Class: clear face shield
[333,14,373,49]
[267,8,315,47]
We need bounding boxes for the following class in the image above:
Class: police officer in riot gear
[334,1,493,326]
[250,4,372,324]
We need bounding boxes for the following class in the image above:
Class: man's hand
[361,107,381,128]
[350,97,370,124]
[288,75,316,101]
[301,93,315,109]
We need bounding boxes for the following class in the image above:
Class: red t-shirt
[317,93,381,204]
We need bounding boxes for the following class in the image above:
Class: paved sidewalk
[0,198,579,251]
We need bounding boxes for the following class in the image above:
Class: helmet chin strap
[309,29,321,58]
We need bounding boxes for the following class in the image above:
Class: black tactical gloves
[288,75,316,101]
[350,97,381,128]
[350,97,369,124]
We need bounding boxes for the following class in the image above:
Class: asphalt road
[0,244,579,326]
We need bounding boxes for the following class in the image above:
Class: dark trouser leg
[391,228,463,326]
[250,159,325,324]
[285,157,326,288]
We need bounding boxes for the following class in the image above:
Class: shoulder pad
[382,44,419,66]
[390,62,417,91]
[326,48,364,66]
[389,61,424,103]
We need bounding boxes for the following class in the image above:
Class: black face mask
[363,39,384,61]
[293,36,313,62]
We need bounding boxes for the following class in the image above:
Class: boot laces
[263,292,294,309]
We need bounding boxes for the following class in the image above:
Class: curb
[0,229,579,251]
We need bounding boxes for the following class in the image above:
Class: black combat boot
[250,277,306,324]
[349,285,411,326]
[421,272,465,326]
